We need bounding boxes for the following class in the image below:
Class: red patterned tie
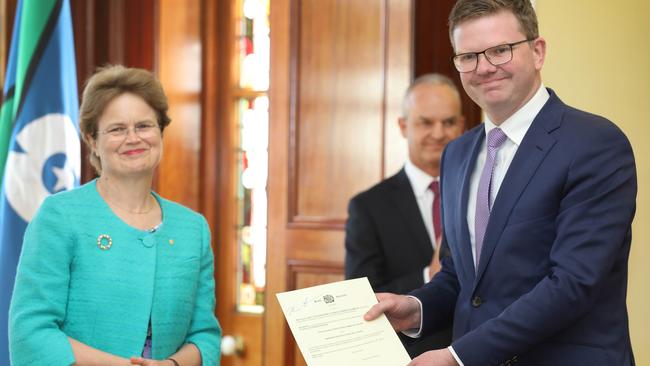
[430,181,442,241]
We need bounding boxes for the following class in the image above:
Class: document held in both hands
[276,277,411,366]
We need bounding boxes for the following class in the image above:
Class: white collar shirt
[404,159,439,250]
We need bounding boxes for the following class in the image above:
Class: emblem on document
[323,294,335,304]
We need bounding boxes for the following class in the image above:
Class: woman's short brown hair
[79,65,171,174]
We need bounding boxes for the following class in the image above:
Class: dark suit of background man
[345,73,465,358]
[365,1,637,365]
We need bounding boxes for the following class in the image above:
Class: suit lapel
[474,92,564,285]
[456,128,484,283]
[390,169,432,259]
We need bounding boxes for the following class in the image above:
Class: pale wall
[537,0,650,362]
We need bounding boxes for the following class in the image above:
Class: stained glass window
[235,0,270,313]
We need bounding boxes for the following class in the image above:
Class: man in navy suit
[365,1,637,365]
[345,73,464,357]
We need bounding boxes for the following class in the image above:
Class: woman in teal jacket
[9,65,221,366]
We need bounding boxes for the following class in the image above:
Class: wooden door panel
[265,1,412,365]
[289,0,386,228]
[285,260,345,366]
[286,229,346,261]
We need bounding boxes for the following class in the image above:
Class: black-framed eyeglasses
[452,38,534,73]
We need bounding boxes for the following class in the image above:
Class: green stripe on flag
[0,0,58,184]
[13,0,58,118]
[0,94,15,182]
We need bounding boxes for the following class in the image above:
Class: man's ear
[532,37,546,71]
[398,117,408,138]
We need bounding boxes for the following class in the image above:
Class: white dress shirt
[404,159,439,283]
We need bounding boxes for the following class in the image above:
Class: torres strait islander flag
[0,0,79,363]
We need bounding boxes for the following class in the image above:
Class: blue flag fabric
[0,0,79,363]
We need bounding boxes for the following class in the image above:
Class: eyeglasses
[452,39,534,73]
[98,121,160,140]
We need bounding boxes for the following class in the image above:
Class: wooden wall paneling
[70,0,97,183]
[413,0,482,129]
[156,0,201,210]
[71,0,156,184]
[71,0,93,84]
[265,0,412,365]
[123,0,156,70]
[288,0,386,229]
[107,0,125,64]
[383,0,412,177]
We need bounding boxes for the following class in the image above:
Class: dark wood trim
[123,0,155,70]
[286,217,344,230]
[379,0,388,181]
[287,0,301,229]
[199,0,218,226]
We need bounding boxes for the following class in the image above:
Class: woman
[9,65,221,366]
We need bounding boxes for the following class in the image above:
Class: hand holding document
[276,277,411,366]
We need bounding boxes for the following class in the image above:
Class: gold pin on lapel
[169,239,174,246]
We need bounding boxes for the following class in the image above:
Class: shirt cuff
[423,266,430,284]
[400,295,424,339]
[448,346,464,366]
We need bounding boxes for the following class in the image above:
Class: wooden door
[202,1,264,366]
[264,1,412,365]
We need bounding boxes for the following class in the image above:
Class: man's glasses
[98,121,160,140]
[452,39,534,73]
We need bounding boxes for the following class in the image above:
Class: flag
[0,0,79,362]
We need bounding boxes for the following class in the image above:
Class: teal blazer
[9,180,221,365]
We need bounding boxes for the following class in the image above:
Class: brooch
[97,234,112,250]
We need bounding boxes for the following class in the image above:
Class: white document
[276,277,411,366]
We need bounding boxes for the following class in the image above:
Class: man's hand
[407,348,458,366]
[364,293,422,332]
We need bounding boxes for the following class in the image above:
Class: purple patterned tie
[474,127,508,267]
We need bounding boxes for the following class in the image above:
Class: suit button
[471,296,483,307]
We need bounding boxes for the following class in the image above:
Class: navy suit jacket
[345,169,435,294]
[411,90,636,366]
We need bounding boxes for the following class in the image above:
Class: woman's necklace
[98,178,156,215]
